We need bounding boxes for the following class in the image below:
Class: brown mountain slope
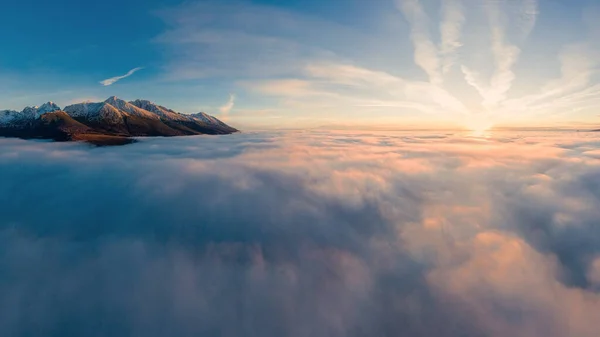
[0,111,133,146]
[0,111,89,141]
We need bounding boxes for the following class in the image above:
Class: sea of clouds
[1,130,600,337]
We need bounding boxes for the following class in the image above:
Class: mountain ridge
[0,97,238,146]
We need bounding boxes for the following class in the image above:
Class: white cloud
[458,0,539,113]
[493,41,600,121]
[397,0,465,83]
[246,63,469,119]
[439,0,465,74]
[151,0,598,127]
[219,93,236,118]
[99,67,144,86]
[3,131,600,335]
[397,0,443,85]
[486,0,523,108]
[488,29,521,108]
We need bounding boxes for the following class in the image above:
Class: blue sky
[1,0,599,129]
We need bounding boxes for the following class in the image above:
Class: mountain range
[0,97,238,145]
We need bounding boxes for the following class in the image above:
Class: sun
[463,116,494,136]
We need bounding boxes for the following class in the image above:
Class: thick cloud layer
[1,131,600,337]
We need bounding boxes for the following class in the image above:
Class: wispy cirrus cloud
[439,0,466,74]
[500,43,600,117]
[490,19,600,123]
[245,62,469,124]
[460,0,538,111]
[219,93,236,119]
[99,67,144,86]
[397,0,443,85]
[397,0,466,83]
[152,0,599,128]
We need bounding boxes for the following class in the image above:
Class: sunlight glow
[463,116,494,135]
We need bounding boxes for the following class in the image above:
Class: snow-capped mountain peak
[104,96,160,120]
[0,102,61,126]
[130,99,162,112]
[1,97,237,135]
[128,99,190,121]
[37,102,61,115]
[63,101,125,125]
[21,106,38,116]
[190,112,228,126]
[17,104,60,119]
[0,110,21,125]
[104,96,125,106]
[128,100,226,126]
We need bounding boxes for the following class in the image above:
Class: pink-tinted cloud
[1,130,600,336]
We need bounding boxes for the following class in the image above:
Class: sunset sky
[1,0,599,129]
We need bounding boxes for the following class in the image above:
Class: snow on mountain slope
[129,99,193,122]
[129,99,229,126]
[63,102,104,118]
[1,97,236,133]
[64,102,125,124]
[0,110,22,125]
[105,96,160,120]
[37,102,61,115]
[21,107,39,119]
[190,112,228,126]
[0,102,62,126]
